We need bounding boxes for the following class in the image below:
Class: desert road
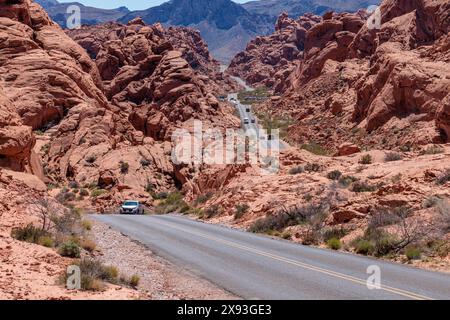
[93,214,450,300]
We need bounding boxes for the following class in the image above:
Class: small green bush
[204,205,222,219]
[326,238,342,250]
[91,189,107,198]
[352,181,378,193]
[59,241,81,258]
[301,143,329,156]
[140,158,151,167]
[353,239,375,255]
[129,275,140,288]
[288,166,304,175]
[119,161,129,174]
[338,175,359,187]
[384,152,403,162]
[85,155,97,164]
[81,220,93,231]
[193,192,214,206]
[405,247,421,260]
[304,163,322,172]
[11,224,50,244]
[322,227,347,242]
[234,203,250,220]
[327,170,342,181]
[38,236,55,248]
[359,154,373,165]
[422,145,444,155]
[422,196,440,209]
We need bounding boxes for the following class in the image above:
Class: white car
[120,200,144,215]
[243,118,250,125]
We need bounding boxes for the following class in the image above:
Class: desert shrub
[302,230,320,246]
[436,198,450,232]
[327,170,342,181]
[436,169,450,185]
[338,175,359,187]
[61,258,120,291]
[11,224,51,245]
[41,143,50,155]
[80,238,96,252]
[353,239,375,255]
[384,152,403,162]
[59,241,81,258]
[193,192,214,206]
[422,145,444,155]
[101,266,119,282]
[81,220,92,231]
[301,142,329,156]
[91,188,107,198]
[234,203,250,220]
[155,191,188,214]
[51,207,81,235]
[422,196,440,209]
[119,161,129,174]
[152,191,168,200]
[405,246,421,260]
[352,181,378,193]
[326,238,342,250]
[359,154,373,164]
[85,155,96,164]
[304,163,322,172]
[38,236,55,248]
[140,158,151,167]
[322,227,347,242]
[145,182,154,193]
[249,214,289,234]
[368,206,411,229]
[249,203,328,234]
[363,228,398,257]
[189,207,204,217]
[129,275,140,288]
[56,191,76,203]
[68,181,79,189]
[204,205,222,219]
[288,166,304,175]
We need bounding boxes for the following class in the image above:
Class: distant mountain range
[36,0,379,63]
[35,0,129,27]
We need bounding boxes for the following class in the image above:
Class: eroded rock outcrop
[228,12,322,92]
[240,0,450,152]
[0,0,239,201]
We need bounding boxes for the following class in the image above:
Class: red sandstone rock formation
[228,12,322,92]
[238,0,450,152]
[0,1,238,202]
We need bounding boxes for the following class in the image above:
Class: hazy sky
[59,0,250,11]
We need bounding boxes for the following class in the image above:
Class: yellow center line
[150,217,433,300]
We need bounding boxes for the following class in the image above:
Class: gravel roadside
[90,220,238,300]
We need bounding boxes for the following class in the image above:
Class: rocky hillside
[243,0,380,17]
[67,21,239,95]
[229,0,450,151]
[118,0,273,64]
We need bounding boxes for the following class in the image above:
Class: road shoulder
[91,220,238,300]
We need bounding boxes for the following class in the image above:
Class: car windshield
[123,201,138,206]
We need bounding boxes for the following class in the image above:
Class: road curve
[92,214,450,300]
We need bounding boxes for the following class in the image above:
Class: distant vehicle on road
[243,118,250,125]
[120,201,144,215]
[251,119,256,124]
[246,107,250,112]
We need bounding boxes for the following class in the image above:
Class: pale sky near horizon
[59,0,251,11]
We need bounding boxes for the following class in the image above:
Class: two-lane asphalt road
[93,214,450,300]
